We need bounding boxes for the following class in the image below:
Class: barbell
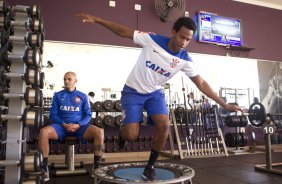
[241,102,282,127]
[225,115,248,127]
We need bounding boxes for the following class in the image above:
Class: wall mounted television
[198,11,243,47]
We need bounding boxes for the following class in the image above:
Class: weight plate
[248,102,266,127]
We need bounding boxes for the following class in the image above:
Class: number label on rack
[263,124,275,134]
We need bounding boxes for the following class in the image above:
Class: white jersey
[125,31,199,94]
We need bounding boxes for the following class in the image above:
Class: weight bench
[51,136,88,176]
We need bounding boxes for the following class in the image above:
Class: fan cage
[155,0,186,22]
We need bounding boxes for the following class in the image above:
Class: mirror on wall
[42,41,260,107]
[258,60,282,113]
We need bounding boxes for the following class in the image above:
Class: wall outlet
[109,0,116,7]
[135,4,141,11]
[185,11,189,17]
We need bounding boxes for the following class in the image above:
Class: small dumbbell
[0,107,43,127]
[11,4,41,19]
[0,87,43,106]
[1,47,41,68]
[1,30,42,48]
[4,67,40,86]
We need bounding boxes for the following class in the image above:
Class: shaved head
[64,71,77,79]
[64,71,77,91]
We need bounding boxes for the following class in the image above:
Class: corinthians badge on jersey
[74,96,81,103]
[170,58,179,68]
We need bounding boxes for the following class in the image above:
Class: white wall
[167,53,259,105]
[42,41,140,98]
[42,41,259,105]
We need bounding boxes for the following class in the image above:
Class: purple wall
[8,0,282,61]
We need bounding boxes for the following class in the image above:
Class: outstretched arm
[76,13,134,39]
[190,75,243,112]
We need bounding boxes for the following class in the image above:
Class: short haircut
[173,17,196,35]
[64,71,77,78]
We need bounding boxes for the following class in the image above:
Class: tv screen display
[198,11,243,46]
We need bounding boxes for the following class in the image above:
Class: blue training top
[49,89,92,126]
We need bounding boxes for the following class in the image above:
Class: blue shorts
[51,124,90,141]
[121,85,168,125]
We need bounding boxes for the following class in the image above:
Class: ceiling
[233,0,282,10]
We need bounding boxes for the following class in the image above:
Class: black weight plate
[239,132,248,147]
[114,115,123,127]
[92,116,103,128]
[103,100,114,111]
[103,115,114,127]
[248,102,266,127]
[270,133,279,144]
[240,116,248,127]
[114,100,122,112]
[93,101,103,112]
[234,133,242,147]
[225,132,236,147]
[225,116,241,127]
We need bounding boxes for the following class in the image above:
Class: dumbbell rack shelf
[164,107,228,159]
[92,100,159,163]
[226,127,250,155]
[0,2,45,183]
[224,114,250,155]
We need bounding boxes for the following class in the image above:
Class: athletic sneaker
[41,165,50,182]
[142,167,156,181]
[90,165,97,177]
[118,133,128,150]
[43,170,50,182]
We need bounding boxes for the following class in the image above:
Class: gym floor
[45,152,282,184]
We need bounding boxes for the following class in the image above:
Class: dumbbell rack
[92,100,122,129]
[224,115,249,154]
[92,100,158,163]
[164,105,228,159]
[92,100,122,154]
[0,2,45,183]
[226,127,249,154]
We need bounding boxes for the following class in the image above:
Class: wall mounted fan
[155,0,186,22]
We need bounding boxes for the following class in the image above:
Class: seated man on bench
[38,71,104,181]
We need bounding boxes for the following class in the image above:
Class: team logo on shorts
[74,96,81,103]
[170,58,179,68]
